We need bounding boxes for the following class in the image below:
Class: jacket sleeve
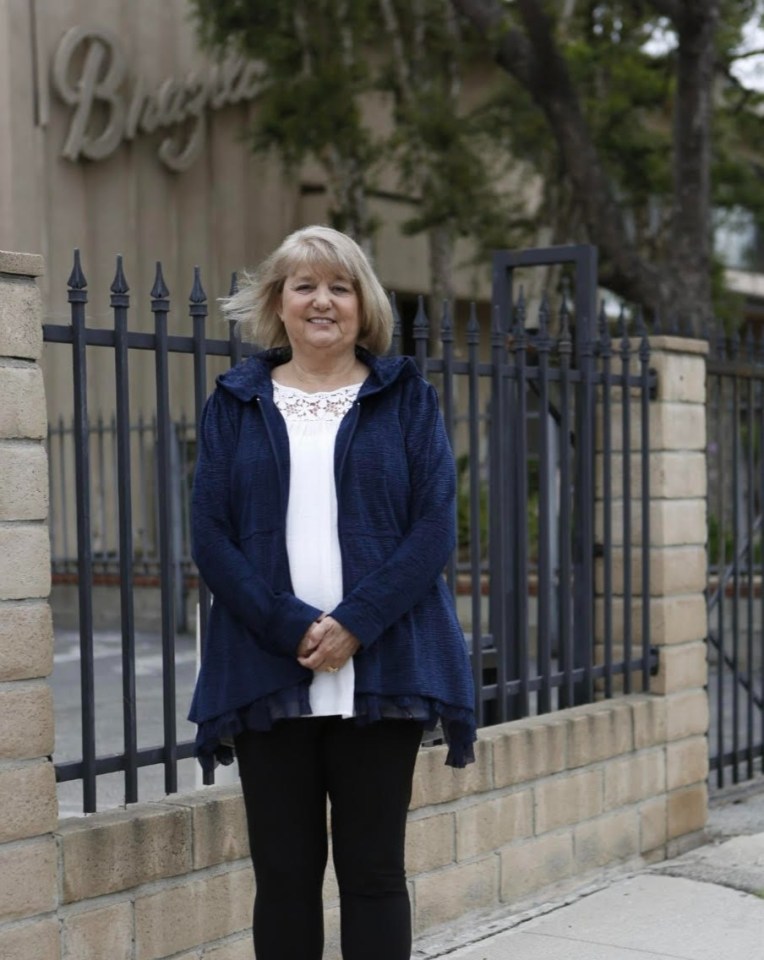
[329,380,457,649]
[191,389,322,657]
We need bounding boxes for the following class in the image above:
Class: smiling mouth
[307,317,335,324]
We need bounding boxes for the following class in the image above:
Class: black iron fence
[707,331,764,788]
[45,245,656,812]
[48,413,198,633]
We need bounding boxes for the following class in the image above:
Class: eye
[332,284,351,294]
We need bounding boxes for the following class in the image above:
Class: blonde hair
[223,225,394,355]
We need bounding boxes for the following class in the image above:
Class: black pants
[235,717,423,960]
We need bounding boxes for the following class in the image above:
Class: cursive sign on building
[51,26,266,172]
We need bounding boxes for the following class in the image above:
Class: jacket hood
[216,346,421,402]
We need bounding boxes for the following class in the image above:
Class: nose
[313,283,331,308]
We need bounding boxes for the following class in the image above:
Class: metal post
[111,254,139,804]
[68,249,97,813]
[151,262,178,796]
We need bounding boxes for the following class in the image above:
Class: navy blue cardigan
[188,347,476,769]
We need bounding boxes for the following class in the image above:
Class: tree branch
[732,47,764,61]
[378,0,412,98]
[450,0,536,86]
[453,0,664,307]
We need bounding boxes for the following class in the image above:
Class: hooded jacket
[189,347,476,769]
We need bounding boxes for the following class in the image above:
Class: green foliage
[190,0,380,240]
[457,0,764,319]
[190,0,764,314]
[379,0,519,244]
[707,511,763,566]
[190,0,523,276]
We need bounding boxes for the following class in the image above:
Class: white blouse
[273,380,363,717]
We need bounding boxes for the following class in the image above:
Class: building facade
[1,0,492,422]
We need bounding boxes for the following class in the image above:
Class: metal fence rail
[707,331,764,788]
[45,246,656,812]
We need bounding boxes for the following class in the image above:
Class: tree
[190,0,520,300]
[451,0,764,330]
[378,0,522,307]
[190,0,379,251]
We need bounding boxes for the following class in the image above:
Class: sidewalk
[413,783,764,960]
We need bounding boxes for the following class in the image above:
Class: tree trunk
[378,0,461,301]
[428,222,456,327]
[451,0,720,332]
[665,0,719,331]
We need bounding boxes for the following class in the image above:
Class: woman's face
[278,265,361,359]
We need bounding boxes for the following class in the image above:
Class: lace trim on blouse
[272,381,362,421]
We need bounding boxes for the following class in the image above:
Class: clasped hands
[297,614,360,673]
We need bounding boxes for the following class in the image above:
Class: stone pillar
[596,335,709,853]
[646,337,709,853]
[0,252,59,959]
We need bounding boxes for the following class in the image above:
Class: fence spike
[491,303,504,344]
[537,292,550,337]
[514,286,526,332]
[635,305,647,338]
[598,303,612,357]
[597,300,608,338]
[414,294,428,332]
[557,291,572,360]
[110,255,129,295]
[618,307,632,360]
[190,266,207,304]
[559,286,572,345]
[390,291,403,351]
[440,299,453,340]
[68,249,87,290]
[151,261,169,300]
[617,304,628,340]
[228,271,239,297]
[467,301,479,343]
[638,307,650,361]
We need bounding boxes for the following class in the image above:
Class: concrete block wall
[43,692,690,960]
[0,251,60,960]
[594,334,709,843]
[0,256,710,958]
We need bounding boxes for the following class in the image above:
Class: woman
[189,225,476,960]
